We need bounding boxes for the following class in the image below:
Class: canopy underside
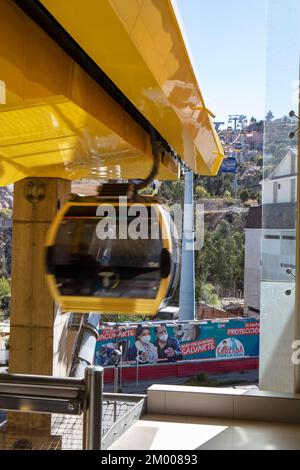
[0,0,224,184]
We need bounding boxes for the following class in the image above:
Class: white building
[263,148,297,205]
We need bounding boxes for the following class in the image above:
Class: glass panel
[260,0,300,391]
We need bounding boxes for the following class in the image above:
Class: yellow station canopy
[0,0,224,184]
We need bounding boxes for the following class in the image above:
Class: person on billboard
[154,324,183,362]
[128,326,158,364]
[175,323,201,342]
[95,343,115,366]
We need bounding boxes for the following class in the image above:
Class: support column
[179,170,195,321]
[8,177,70,433]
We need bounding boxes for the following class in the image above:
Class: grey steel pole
[83,366,103,450]
[179,170,195,321]
[114,366,119,395]
[113,366,118,422]
[136,357,139,392]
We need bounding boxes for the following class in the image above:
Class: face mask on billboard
[159,334,168,342]
[141,335,151,344]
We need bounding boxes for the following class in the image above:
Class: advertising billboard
[94,318,259,367]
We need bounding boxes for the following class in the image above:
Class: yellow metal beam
[0,96,179,185]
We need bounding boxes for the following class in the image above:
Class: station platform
[109,414,300,450]
[109,385,300,450]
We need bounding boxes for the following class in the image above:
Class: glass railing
[260,0,300,392]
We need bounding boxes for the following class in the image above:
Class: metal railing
[101,394,146,450]
[0,366,101,449]
[0,366,145,450]
[0,367,146,450]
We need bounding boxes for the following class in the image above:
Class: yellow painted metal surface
[41,0,224,175]
[0,96,178,185]
[0,1,179,184]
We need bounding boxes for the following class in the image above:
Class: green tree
[195,173,235,198]
[195,185,209,198]
[195,217,245,302]
[265,110,274,122]
[0,276,10,297]
[201,284,220,307]
[0,208,12,219]
[256,155,263,167]
[239,189,250,203]
[160,181,184,205]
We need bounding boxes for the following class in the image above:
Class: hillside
[197,197,248,231]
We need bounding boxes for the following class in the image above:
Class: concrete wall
[262,229,296,281]
[196,304,242,320]
[263,178,297,204]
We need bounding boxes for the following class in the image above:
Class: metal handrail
[0,373,85,387]
[0,367,103,450]
[0,373,85,399]
[0,369,146,450]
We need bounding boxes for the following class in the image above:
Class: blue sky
[176,0,268,123]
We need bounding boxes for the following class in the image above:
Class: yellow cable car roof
[39,0,224,176]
